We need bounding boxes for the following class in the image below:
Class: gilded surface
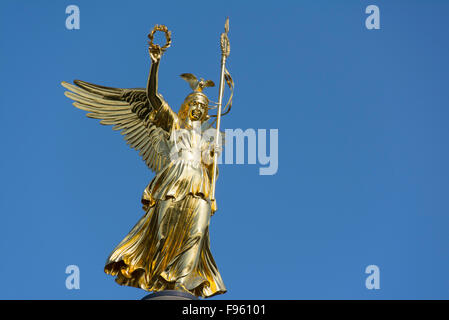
[61,21,232,298]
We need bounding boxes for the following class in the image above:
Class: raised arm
[145,43,179,133]
[147,45,164,110]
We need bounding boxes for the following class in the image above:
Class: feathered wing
[180,73,215,92]
[180,73,199,91]
[61,80,178,172]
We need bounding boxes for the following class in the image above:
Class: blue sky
[1,0,449,299]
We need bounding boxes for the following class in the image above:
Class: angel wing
[61,80,178,172]
[202,79,215,89]
[180,73,215,92]
[180,73,199,91]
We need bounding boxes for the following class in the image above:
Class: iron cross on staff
[210,17,233,212]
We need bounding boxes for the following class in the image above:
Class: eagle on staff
[61,20,233,298]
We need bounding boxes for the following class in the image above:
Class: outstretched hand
[149,44,163,63]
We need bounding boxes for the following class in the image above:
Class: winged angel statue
[61,23,232,298]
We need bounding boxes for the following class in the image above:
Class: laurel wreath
[147,25,172,52]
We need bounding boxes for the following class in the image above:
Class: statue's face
[188,100,208,122]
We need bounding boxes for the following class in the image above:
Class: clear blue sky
[1,0,449,299]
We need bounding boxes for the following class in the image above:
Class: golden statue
[61,20,232,298]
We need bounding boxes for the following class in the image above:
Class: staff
[210,18,230,210]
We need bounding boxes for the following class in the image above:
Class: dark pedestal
[142,290,199,300]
